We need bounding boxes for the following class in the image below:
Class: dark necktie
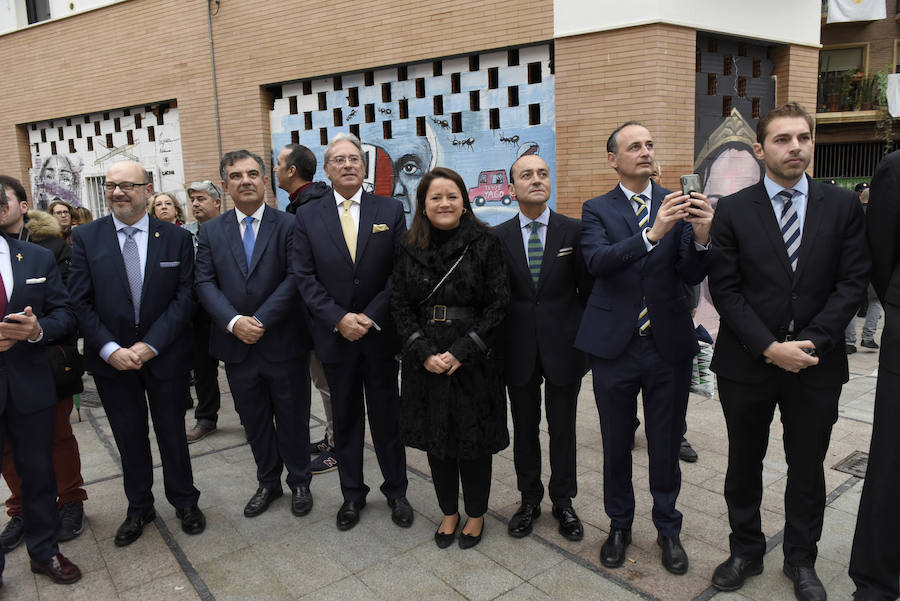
[121,226,142,324]
[242,216,255,268]
[527,221,542,285]
[778,189,801,271]
[632,195,651,333]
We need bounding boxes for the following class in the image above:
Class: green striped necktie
[527,221,542,286]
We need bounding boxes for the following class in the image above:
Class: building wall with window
[0,0,820,220]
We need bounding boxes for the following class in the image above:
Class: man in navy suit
[708,103,869,601]
[291,133,412,531]
[0,186,81,585]
[68,160,205,547]
[576,122,712,574]
[196,150,313,518]
[496,154,591,542]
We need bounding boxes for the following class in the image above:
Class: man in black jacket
[275,143,339,475]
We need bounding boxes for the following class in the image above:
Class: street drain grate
[833,450,868,478]
[77,390,102,408]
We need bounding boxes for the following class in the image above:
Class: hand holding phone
[2,311,27,323]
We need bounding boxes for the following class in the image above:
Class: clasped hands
[109,342,156,371]
[0,306,42,351]
[337,312,374,341]
[646,191,713,246]
[424,352,461,375]
[763,340,819,373]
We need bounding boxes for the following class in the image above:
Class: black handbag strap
[419,242,471,306]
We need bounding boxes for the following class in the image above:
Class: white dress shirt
[764,174,809,234]
[227,203,267,333]
[334,187,363,234]
[517,207,550,267]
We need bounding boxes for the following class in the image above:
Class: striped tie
[779,189,801,271]
[632,195,650,333]
[632,194,649,228]
[527,221,542,285]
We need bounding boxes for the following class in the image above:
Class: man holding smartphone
[576,121,712,574]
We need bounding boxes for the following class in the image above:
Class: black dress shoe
[336,499,365,531]
[0,515,24,552]
[711,555,763,591]
[434,513,460,549]
[114,507,156,547]
[552,506,584,541]
[600,527,631,568]
[508,502,541,538]
[291,486,313,517]
[679,438,698,463]
[783,563,827,601]
[176,505,206,535]
[387,496,414,527]
[658,534,689,574]
[243,487,283,518]
[459,518,484,549]
[30,552,82,585]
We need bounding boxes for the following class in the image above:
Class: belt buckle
[432,305,447,322]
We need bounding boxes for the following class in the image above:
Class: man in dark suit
[68,160,205,547]
[196,150,313,518]
[708,102,869,601]
[576,121,712,574]
[496,154,590,542]
[291,133,412,531]
[849,149,900,601]
[0,186,82,586]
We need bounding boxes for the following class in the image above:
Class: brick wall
[555,24,697,218]
[770,44,820,116]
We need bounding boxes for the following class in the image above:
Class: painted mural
[27,103,186,218]
[270,45,555,227]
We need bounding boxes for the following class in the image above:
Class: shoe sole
[311,464,338,475]
[712,564,763,591]
[30,566,82,585]
[558,526,584,541]
[187,430,215,444]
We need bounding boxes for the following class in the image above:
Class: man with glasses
[183,181,222,443]
[68,160,205,547]
[291,133,413,531]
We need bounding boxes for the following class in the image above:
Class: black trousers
[94,370,200,517]
[507,356,580,508]
[718,373,839,566]
[191,308,220,427]
[590,335,690,536]
[323,354,407,503]
[225,351,311,490]
[849,369,900,600]
[427,453,492,517]
[0,386,58,569]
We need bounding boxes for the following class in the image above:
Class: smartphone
[2,311,27,323]
[802,348,817,356]
[680,174,701,196]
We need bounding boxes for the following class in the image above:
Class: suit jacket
[68,215,195,379]
[867,150,900,375]
[291,189,406,364]
[195,205,310,363]
[575,182,709,363]
[496,210,591,386]
[0,236,75,415]
[708,176,870,385]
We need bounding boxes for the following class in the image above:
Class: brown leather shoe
[186,423,216,444]
[30,552,82,585]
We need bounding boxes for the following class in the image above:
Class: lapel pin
[15,253,22,262]
[155,232,160,238]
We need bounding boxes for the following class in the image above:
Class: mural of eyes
[399,158,422,176]
[58,170,75,186]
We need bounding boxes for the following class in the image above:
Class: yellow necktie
[340,199,357,262]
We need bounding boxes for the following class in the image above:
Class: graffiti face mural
[362,132,436,222]
[33,155,81,210]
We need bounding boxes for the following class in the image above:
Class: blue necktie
[527,221,543,286]
[242,216,255,268]
[632,195,651,333]
[121,226,142,324]
[778,189,801,271]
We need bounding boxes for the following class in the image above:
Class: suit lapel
[500,217,534,294]
[104,217,133,302]
[248,206,276,276]
[537,211,564,293]
[224,210,249,278]
[610,186,639,236]
[320,193,353,266]
[795,176,823,282]
[354,192,376,269]
[751,181,794,278]
[648,181,664,228]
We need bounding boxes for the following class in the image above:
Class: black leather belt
[428,305,474,322]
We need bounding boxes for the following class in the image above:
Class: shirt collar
[0,234,8,255]
[518,206,550,229]
[235,203,266,224]
[619,181,653,202]
[334,186,363,207]
[764,174,809,201]
[113,212,149,233]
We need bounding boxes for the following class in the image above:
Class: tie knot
[243,216,254,226]
[778,189,795,202]
[530,221,540,233]
[632,194,648,206]
[121,226,138,239]
[342,200,353,212]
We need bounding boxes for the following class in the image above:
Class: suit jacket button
[791,294,798,300]
[354,279,360,285]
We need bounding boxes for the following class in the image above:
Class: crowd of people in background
[0,100,896,601]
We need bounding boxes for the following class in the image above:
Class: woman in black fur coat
[391,167,509,550]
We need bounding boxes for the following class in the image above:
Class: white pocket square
[556,247,574,257]
[25,277,46,284]
[160,261,181,268]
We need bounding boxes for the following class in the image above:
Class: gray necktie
[121,226,142,323]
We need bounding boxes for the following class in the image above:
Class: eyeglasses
[328,156,362,166]
[104,181,149,192]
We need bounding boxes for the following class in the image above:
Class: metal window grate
[83,176,109,218]
[813,142,886,179]
[833,450,868,478]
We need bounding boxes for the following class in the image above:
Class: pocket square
[25,277,47,284]
[556,247,574,257]
[372,224,389,233]
[159,261,181,268]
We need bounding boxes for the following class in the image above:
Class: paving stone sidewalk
[0,316,881,600]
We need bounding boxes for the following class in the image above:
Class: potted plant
[858,75,876,111]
